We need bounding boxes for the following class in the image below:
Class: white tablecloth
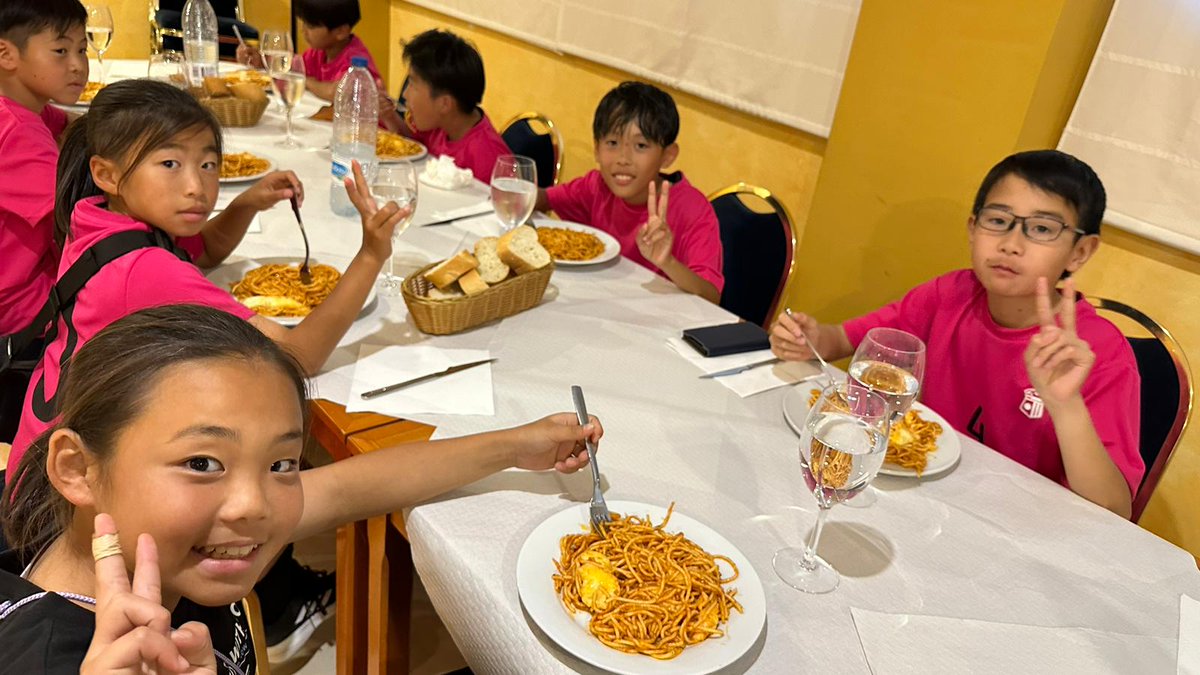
[95,61,1200,674]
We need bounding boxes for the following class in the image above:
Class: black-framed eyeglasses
[974,207,1088,243]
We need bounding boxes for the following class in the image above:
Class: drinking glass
[147,52,185,88]
[260,30,294,111]
[374,162,419,295]
[490,155,537,230]
[272,55,306,148]
[842,327,926,508]
[773,382,890,593]
[85,5,114,83]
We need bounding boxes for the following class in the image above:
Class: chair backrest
[708,183,796,327]
[241,591,271,674]
[500,112,563,188]
[150,0,253,60]
[154,0,244,20]
[1088,297,1193,521]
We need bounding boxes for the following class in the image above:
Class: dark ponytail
[53,79,223,247]
[1,305,308,557]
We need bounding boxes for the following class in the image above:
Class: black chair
[1088,297,1193,522]
[500,112,563,188]
[708,183,796,327]
[150,0,259,62]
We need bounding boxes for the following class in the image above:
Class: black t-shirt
[0,552,256,674]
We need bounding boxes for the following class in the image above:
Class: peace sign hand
[82,514,217,675]
[636,180,674,268]
[1023,277,1095,411]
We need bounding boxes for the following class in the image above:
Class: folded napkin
[665,336,821,397]
[1181,595,1200,674]
[420,155,474,190]
[345,344,494,417]
[851,607,1174,674]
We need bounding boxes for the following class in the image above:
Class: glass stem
[801,506,831,570]
[98,54,104,83]
[285,108,294,141]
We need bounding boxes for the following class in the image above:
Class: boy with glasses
[770,150,1142,518]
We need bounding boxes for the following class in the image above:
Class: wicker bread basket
[198,95,269,127]
[402,261,554,335]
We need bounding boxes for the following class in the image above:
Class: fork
[289,195,313,285]
[785,307,835,383]
[571,385,610,534]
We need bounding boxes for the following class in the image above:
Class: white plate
[781,384,962,477]
[530,217,621,266]
[219,152,276,184]
[206,256,376,327]
[516,500,766,675]
[379,138,428,163]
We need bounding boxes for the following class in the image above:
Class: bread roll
[203,76,232,98]
[498,225,551,274]
[427,285,465,300]
[473,237,511,284]
[458,269,489,296]
[423,251,479,289]
[229,82,268,105]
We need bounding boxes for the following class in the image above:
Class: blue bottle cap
[351,56,368,68]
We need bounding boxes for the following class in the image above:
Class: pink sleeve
[122,249,255,320]
[669,193,724,292]
[40,105,68,139]
[546,172,598,225]
[1082,358,1145,497]
[843,275,946,347]
[0,127,57,229]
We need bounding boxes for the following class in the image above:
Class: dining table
[84,60,1200,674]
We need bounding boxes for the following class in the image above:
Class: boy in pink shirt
[536,82,723,303]
[379,29,511,183]
[237,0,381,101]
[771,150,1142,519]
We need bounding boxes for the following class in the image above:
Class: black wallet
[681,322,771,357]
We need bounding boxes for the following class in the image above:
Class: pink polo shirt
[546,170,724,292]
[843,269,1143,497]
[0,97,68,335]
[411,111,511,183]
[301,34,381,83]
[8,197,254,471]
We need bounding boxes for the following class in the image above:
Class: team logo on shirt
[1019,387,1045,420]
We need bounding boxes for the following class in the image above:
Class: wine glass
[490,155,537,231]
[842,327,926,508]
[147,52,185,88]
[272,55,306,148]
[773,382,891,594]
[373,162,419,295]
[260,29,294,111]
[85,5,113,84]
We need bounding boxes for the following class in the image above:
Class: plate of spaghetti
[782,386,962,477]
[530,218,619,266]
[207,257,376,326]
[377,132,428,162]
[70,81,106,106]
[516,500,765,675]
[219,152,274,183]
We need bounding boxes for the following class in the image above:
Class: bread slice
[423,251,479,289]
[427,285,464,300]
[229,81,268,105]
[458,269,489,296]
[473,237,511,284]
[498,225,551,274]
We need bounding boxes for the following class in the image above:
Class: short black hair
[402,29,485,114]
[972,149,1107,236]
[294,0,360,30]
[592,81,680,148]
[0,0,86,49]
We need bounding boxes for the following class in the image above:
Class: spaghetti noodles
[230,264,340,317]
[536,227,606,261]
[552,504,742,660]
[376,131,425,160]
[221,152,270,179]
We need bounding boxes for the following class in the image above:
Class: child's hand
[770,309,821,361]
[231,170,304,212]
[510,413,602,473]
[1025,277,1095,410]
[236,44,264,69]
[343,160,412,264]
[82,514,217,675]
[636,180,674,268]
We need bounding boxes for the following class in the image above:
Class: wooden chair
[707,183,797,327]
[149,0,258,61]
[500,112,564,187]
[1088,297,1193,522]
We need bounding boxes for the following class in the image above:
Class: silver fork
[290,195,313,285]
[571,385,610,533]
[786,307,836,383]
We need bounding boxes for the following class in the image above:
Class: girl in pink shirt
[9,79,411,471]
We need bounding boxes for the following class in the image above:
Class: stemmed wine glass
[773,382,891,593]
[260,30,294,112]
[85,5,113,83]
[373,162,419,295]
[271,55,306,148]
[841,327,926,508]
[490,155,537,231]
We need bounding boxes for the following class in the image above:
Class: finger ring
[92,533,122,562]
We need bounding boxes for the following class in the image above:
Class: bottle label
[331,160,350,180]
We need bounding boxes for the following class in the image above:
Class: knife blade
[699,357,781,379]
[360,358,496,399]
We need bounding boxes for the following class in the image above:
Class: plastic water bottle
[330,56,379,216]
[181,0,219,84]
